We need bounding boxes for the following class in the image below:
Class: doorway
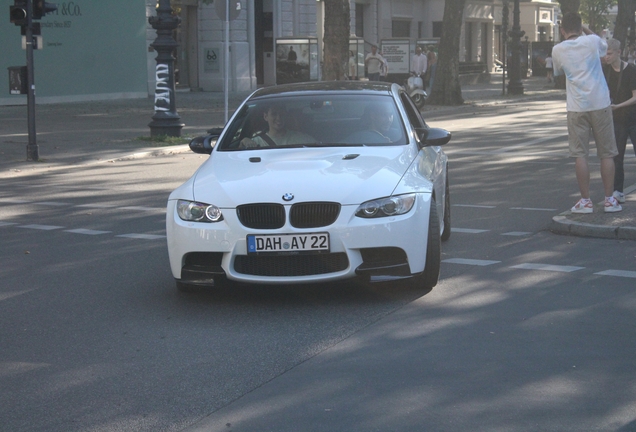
[174,3,199,90]
[255,0,274,85]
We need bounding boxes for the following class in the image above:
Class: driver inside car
[344,102,402,144]
[240,103,314,148]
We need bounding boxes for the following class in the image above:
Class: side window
[218,105,257,150]
[400,92,426,129]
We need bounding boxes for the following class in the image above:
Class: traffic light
[33,0,56,19]
[9,0,27,26]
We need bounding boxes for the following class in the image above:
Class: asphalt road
[1,97,636,432]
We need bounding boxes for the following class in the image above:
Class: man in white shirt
[552,12,622,213]
[411,46,428,77]
[411,46,428,90]
[365,45,386,81]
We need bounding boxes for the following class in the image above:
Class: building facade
[1,0,148,106]
[0,0,557,106]
[157,0,501,92]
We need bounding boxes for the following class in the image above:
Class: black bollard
[148,0,184,137]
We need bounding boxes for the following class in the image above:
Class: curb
[550,215,636,241]
[0,144,192,179]
[550,184,636,241]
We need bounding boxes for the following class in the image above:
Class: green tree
[613,0,636,53]
[580,0,617,33]
[557,0,582,15]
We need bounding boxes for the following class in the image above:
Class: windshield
[217,94,407,151]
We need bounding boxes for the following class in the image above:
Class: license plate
[247,233,330,254]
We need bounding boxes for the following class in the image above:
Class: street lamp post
[501,0,509,95]
[25,0,38,161]
[507,0,525,95]
[148,0,184,137]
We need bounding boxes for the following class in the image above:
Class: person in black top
[603,38,636,203]
[287,46,297,62]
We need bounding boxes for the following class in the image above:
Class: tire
[441,171,451,242]
[412,93,426,109]
[410,197,441,290]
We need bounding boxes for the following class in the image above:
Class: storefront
[1,1,148,105]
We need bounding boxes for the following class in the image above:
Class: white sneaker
[604,196,623,213]
[571,198,593,214]
[613,191,625,203]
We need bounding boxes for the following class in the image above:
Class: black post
[148,0,184,137]
[630,17,636,57]
[507,0,525,95]
[25,0,38,161]
[501,0,509,96]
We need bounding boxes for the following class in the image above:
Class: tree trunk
[613,0,636,56]
[322,0,350,81]
[427,0,466,105]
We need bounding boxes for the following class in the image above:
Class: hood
[191,146,418,207]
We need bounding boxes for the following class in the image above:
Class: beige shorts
[567,108,618,158]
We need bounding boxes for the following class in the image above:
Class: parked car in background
[166,81,451,292]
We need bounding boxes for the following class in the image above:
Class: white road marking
[116,234,166,240]
[65,229,112,235]
[510,263,584,273]
[33,202,72,206]
[0,222,18,227]
[75,204,117,208]
[0,198,31,204]
[119,206,162,212]
[18,224,64,230]
[452,204,496,208]
[501,231,532,236]
[510,207,557,212]
[453,228,489,233]
[442,258,501,266]
[594,270,636,279]
[1,200,161,212]
[491,136,566,153]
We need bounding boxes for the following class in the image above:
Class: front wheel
[441,171,451,241]
[410,197,441,290]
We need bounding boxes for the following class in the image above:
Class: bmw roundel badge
[282,193,294,202]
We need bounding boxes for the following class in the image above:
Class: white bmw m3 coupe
[166,81,451,291]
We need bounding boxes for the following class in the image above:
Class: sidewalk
[0,74,634,240]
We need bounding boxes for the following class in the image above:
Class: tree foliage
[580,0,617,33]
[557,0,582,15]
[613,0,636,53]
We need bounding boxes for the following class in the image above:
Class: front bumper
[166,193,432,285]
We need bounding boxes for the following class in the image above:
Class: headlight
[355,194,416,218]
[176,200,224,223]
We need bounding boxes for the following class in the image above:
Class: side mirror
[418,127,451,147]
[207,127,224,135]
[189,127,224,155]
[189,136,213,155]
